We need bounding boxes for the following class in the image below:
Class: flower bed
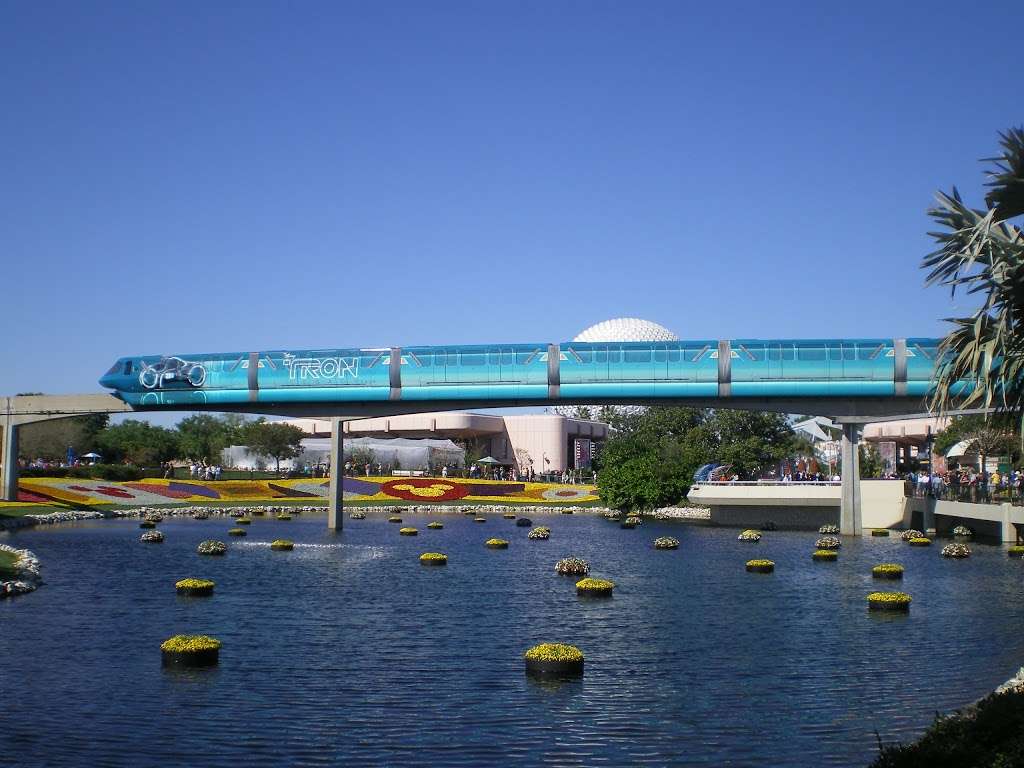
[815,536,841,550]
[952,524,973,537]
[653,537,679,550]
[143,513,163,523]
[524,643,584,677]
[738,530,762,542]
[872,563,904,579]
[867,591,912,611]
[901,529,925,541]
[399,527,418,536]
[160,634,221,667]
[818,524,840,535]
[942,543,971,558]
[909,537,932,547]
[349,512,366,520]
[485,538,509,549]
[270,539,294,551]
[227,528,247,537]
[192,512,209,520]
[140,530,164,543]
[871,529,890,537]
[812,549,838,561]
[528,527,551,540]
[1008,546,1024,559]
[576,577,614,597]
[419,552,447,566]
[624,516,642,526]
[555,557,589,575]
[427,521,443,529]
[516,518,532,528]
[746,559,775,573]
[197,540,226,556]
[175,578,215,596]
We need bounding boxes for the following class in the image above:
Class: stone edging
[0,543,42,598]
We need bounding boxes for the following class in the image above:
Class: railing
[692,480,841,487]
[905,481,1024,507]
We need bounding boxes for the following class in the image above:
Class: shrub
[909,537,932,546]
[624,516,642,526]
[160,635,221,653]
[419,552,447,565]
[524,643,584,663]
[140,530,164,543]
[236,518,252,525]
[228,528,247,537]
[737,530,762,542]
[952,525,973,537]
[653,537,679,550]
[388,516,402,523]
[872,529,890,537]
[872,563,904,578]
[576,577,614,596]
[1008,546,1024,558]
[270,539,294,551]
[516,518,532,528]
[819,524,840,534]
[901,529,925,541]
[554,557,589,575]
[21,464,144,481]
[816,536,841,549]
[867,591,912,611]
[175,578,214,596]
[528,527,551,540]
[812,550,838,561]
[746,559,775,572]
[197,540,226,555]
[139,520,156,529]
[276,514,292,521]
[399,527,418,536]
[942,543,971,558]
[427,521,443,529]
[485,538,509,549]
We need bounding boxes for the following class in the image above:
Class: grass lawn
[0,549,20,579]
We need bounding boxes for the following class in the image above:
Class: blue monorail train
[99,338,945,408]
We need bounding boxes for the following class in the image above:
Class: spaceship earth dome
[573,318,679,343]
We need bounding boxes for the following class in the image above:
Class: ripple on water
[2,513,1024,766]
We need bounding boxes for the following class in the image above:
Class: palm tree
[923,128,1024,427]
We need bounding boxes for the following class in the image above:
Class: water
[2,513,1023,767]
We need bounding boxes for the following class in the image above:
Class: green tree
[18,414,109,461]
[242,421,305,473]
[923,127,1024,426]
[96,420,179,465]
[176,414,246,462]
[859,444,884,478]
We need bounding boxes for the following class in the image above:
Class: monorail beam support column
[1,419,19,502]
[840,421,862,536]
[328,418,344,531]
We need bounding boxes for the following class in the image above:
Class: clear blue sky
[2,0,1019,399]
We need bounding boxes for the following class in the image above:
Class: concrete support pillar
[840,422,862,536]
[327,418,344,531]
[1001,503,1017,544]
[1,420,19,502]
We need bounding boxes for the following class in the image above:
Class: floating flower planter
[812,549,837,562]
[485,538,509,549]
[175,578,215,597]
[815,536,841,550]
[653,537,680,550]
[524,643,584,678]
[872,563,904,579]
[463,510,477,516]
[139,520,156,529]
[1008,546,1024,559]
[420,552,447,566]
[144,513,163,523]
[474,517,486,523]
[192,512,209,520]
[399,527,418,536]
[746,559,775,573]
[818,525,839,535]
[516,518,532,528]
[738,530,762,543]
[871,529,890,537]
[555,557,589,575]
[277,514,292,521]
[528,527,551,540]
[197,540,226,556]
[908,537,932,547]
[388,516,403,523]
[236,518,252,525]
[161,635,221,668]
[427,521,443,529]
[270,539,294,551]
[576,577,614,597]
[952,525,973,538]
[561,509,574,515]
[942,543,971,558]
[900,529,925,541]
[349,512,366,520]
[624,516,642,526]
[503,513,516,519]
[867,592,911,612]
[620,521,637,530]
[140,530,164,543]
[228,528,247,537]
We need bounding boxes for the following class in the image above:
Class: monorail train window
[858,345,884,360]
[515,350,537,364]
[607,349,621,363]
[570,348,592,363]
[123,360,133,375]
[653,347,667,363]
[797,346,826,361]
[487,351,500,365]
[767,346,795,361]
[501,351,514,365]
[668,346,680,362]
[594,348,608,363]
[461,352,484,366]
[447,351,459,366]
[625,349,650,363]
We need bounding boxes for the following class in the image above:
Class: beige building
[284,412,608,474]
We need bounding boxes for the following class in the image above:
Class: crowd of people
[906,467,1024,504]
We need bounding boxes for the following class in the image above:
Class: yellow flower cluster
[867,591,912,605]
[427,522,443,529]
[812,549,838,559]
[872,564,904,575]
[746,559,775,567]
[474,517,486,523]
[175,578,215,590]
[399,527,418,535]
[576,577,614,590]
[388,516,403,523]
[908,537,931,546]
[277,514,292,521]
[524,643,584,662]
[419,552,447,562]
[270,539,294,550]
[485,538,509,547]
[1009,546,1024,555]
[160,635,221,653]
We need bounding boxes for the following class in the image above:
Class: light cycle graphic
[139,357,207,389]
